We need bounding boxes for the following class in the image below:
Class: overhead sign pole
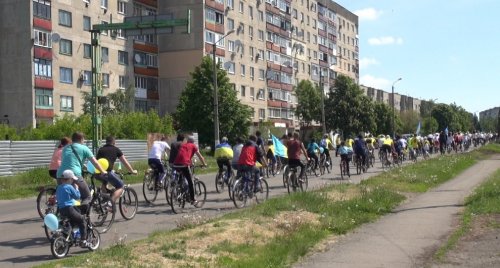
[89,10,191,154]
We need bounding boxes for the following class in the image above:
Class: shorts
[96,171,124,189]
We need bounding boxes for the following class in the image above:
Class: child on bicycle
[56,170,89,248]
[338,141,353,166]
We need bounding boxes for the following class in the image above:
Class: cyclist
[353,135,368,171]
[57,170,89,248]
[96,136,138,204]
[409,134,419,160]
[214,137,233,182]
[148,136,171,188]
[49,137,71,182]
[320,134,332,166]
[381,135,394,165]
[237,135,266,192]
[231,137,244,173]
[339,141,353,169]
[173,136,207,205]
[335,133,342,157]
[57,132,107,205]
[169,133,185,166]
[286,132,309,181]
[266,140,277,172]
[306,138,320,171]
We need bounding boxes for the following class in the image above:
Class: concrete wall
[0,0,34,128]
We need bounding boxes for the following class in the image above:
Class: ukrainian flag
[271,134,287,158]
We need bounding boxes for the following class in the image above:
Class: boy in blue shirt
[56,170,89,248]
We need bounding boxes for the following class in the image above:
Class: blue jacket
[56,183,81,208]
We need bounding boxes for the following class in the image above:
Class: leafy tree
[399,110,420,134]
[422,117,439,135]
[373,102,393,135]
[175,56,252,146]
[82,86,135,115]
[295,80,321,127]
[431,104,455,132]
[324,75,375,137]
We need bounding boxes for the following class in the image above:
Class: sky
[333,0,500,114]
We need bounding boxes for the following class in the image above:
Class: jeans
[60,206,86,241]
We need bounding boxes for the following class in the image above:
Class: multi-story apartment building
[0,0,159,128]
[480,107,499,120]
[361,85,422,113]
[157,0,358,130]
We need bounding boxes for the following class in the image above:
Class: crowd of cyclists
[42,129,498,258]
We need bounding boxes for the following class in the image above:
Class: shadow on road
[0,217,41,225]
[392,203,463,214]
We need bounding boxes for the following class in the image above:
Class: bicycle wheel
[282,165,289,188]
[340,162,344,180]
[37,187,57,219]
[89,195,115,233]
[193,180,206,208]
[319,156,325,175]
[232,180,247,208]
[169,183,185,214]
[119,187,138,220]
[356,159,362,175]
[286,171,295,194]
[299,172,308,192]
[142,171,158,204]
[50,234,69,259]
[87,227,101,251]
[255,178,269,204]
[227,175,236,200]
[215,172,224,193]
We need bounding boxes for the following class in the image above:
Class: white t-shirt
[148,141,170,159]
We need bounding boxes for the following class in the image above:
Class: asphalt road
[0,150,438,267]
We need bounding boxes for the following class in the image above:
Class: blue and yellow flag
[271,134,287,158]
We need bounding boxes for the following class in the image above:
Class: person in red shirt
[287,132,309,180]
[237,135,266,191]
[173,136,207,204]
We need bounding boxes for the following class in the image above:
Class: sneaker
[80,240,91,248]
[190,199,199,206]
[298,177,305,183]
[104,201,113,212]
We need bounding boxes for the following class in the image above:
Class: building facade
[361,85,421,113]
[480,107,499,120]
[157,0,358,129]
[0,0,160,128]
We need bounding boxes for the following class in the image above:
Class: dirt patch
[125,210,322,267]
[429,214,500,268]
[325,187,362,202]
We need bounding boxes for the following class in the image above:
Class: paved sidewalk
[294,156,500,268]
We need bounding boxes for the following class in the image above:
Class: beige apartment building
[0,0,160,128]
[157,0,358,130]
[361,85,422,113]
[0,0,358,130]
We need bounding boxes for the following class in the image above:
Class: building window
[101,21,109,35]
[206,9,224,25]
[118,50,128,65]
[83,71,91,85]
[59,67,73,83]
[33,29,52,48]
[133,52,157,67]
[34,58,52,78]
[59,39,72,55]
[228,40,235,52]
[240,85,245,96]
[116,29,125,39]
[259,109,265,119]
[249,26,253,39]
[258,10,264,22]
[83,44,91,58]
[101,47,109,62]
[118,1,126,14]
[259,69,264,80]
[35,88,53,108]
[239,1,244,13]
[33,0,51,20]
[257,89,265,100]
[58,10,72,27]
[102,73,109,87]
[226,0,234,9]
[227,18,234,30]
[101,0,108,9]
[258,30,264,41]
[83,16,91,31]
[119,75,127,89]
[227,62,235,74]
[60,96,74,111]
[248,6,253,19]
[240,64,245,76]
[250,67,254,79]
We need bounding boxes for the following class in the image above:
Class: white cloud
[368,36,404,46]
[354,8,383,21]
[359,57,379,70]
[360,75,391,89]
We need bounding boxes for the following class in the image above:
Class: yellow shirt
[383,138,393,146]
[346,139,354,148]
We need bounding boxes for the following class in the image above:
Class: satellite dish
[134,54,141,63]
[52,33,60,43]
[223,62,232,70]
[234,40,242,47]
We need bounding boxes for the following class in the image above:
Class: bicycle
[285,164,308,194]
[215,163,233,194]
[142,161,171,204]
[103,172,139,220]
[232,170,269,208]
[49,213,100,258]
[37,185,58,219]
[306,158,319,177]
[339,155,351,180]
[318,153,331,175]
[169,164,207,214]
[87,173,116,233]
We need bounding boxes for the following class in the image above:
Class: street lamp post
[319,71,327,134]
[392,78,402,138]
[213,30,234,149]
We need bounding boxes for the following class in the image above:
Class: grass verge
[34,144,500,268]
[0,155,218,200]
[434,167,500,261]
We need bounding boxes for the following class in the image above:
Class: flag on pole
[271,134,287,158]
[416,121,421,135]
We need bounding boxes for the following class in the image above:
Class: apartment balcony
[205,21,224,34]
[318,13,327,23]
[133,42,158,54]
[318,29,327,37]
[205,0,225,12]
[147,90,159,100]
[355,46,359,52]
[33,17,51,31]
[35,108,54,118]
[280,65,293,74]
[135,0,157,8]
[267,62,281,71]
[319,44,328,53]
[134,66,158,77]
[34,47,52,60]
[205,43,226,57]
[266,41,282,53]
[265,2,281,14]
[34,77,53,88]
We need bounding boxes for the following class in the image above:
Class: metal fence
[0,140,148,176]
